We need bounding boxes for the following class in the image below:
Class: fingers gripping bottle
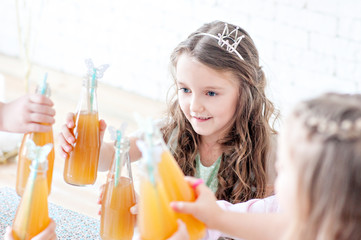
[137,120,205,240]
[100,126,136,240]
[12,139,53,240]
[63,59,109,186]
[16,74,55,196]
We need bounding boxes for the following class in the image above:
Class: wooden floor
[0,54,166,218]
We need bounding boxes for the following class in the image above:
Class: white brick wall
[0,0,360,117]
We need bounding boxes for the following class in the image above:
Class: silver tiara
[196,23,245,60]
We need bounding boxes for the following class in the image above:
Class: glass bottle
[138,125,206,240]
[100,137,136,240]
[137,136,178,240]
[16,78,55,196]
[63,60,108,185]
[12,141,52,240]
[157,142,205,239]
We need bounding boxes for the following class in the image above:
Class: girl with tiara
[171,93,361,240]
[59,20,278,204]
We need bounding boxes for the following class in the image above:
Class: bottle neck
[77,78,98,113]
[83,77,97,88]
[110,139,132,181]
[29,161,48,177]
[35,83,51,97]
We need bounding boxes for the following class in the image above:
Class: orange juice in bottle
[101,131,136,240]
[63,111,100,185]
[137,135,178,240]
[139,177,178,240]
[12,140,52,240]
[158,150,206,240]
[63,59,109,186]
[137,122,205,240]
[16,75,55,196]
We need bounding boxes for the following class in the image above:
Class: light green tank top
[166,127,222,193]
[195,154,221,193]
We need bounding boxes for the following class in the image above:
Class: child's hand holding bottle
[58,112,107,159]
[0,94,55,133]
[170,177,223,230]
[166,220,190,240]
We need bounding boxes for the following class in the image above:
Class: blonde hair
[162,20,278,203]
[284,93,361,240]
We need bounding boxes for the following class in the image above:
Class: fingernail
[191,179,204,189]
[130,207,136,214]
[171,202,182,210]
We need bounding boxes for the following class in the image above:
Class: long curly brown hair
[161,20,277,203]
[283,93,361,240]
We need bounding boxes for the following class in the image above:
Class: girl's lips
[193,116,211,122]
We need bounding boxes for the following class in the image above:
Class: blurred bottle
[16,76,54,196]
[12,140,52,240]
[100,136,136,240]
[137,125,205,240]
[137,137,178,240]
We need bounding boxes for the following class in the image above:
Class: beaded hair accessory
[305,116,361,140]
[196,23,245,60]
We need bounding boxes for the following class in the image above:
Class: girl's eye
[207,91,217,96]
[179,87,191,93]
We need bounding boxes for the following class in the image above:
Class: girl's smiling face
[176,54,239,143]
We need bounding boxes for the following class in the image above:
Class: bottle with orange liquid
[158,150,206,240]
[137,121,205,240]
[16,74,55,196]
[63,59,109,186]
[100,127,136,240]
[137,136,178,240]
[154,129,205,240]
[12,139,53,240]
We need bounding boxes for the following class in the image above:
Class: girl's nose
[190,95,204,113]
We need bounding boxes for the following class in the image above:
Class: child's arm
[0,95,55,133]
[265,134,278,196]
[97,134,142,171]
[171,177,286,240]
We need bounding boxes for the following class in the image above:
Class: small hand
[1,94,55,133]
[170,177,222,229]
[166,220,189,240]
[58,112,106,159]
